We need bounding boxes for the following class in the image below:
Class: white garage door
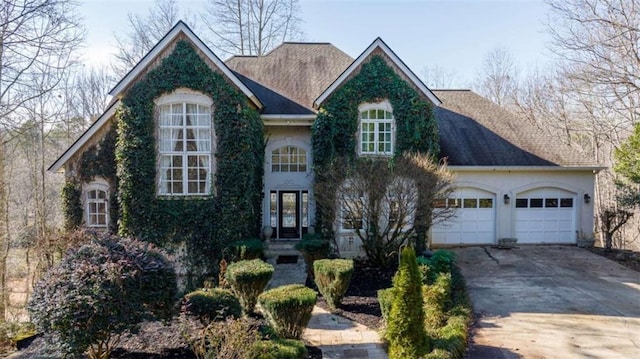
[432,188,496,245]
[515,188,576,244]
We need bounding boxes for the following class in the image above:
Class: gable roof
[109,21,262,110]
[226,42,353,112]
[433,90,599,168]
[314,37,442,108]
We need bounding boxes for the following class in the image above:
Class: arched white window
[271,146,308,172]
[156,89,213,196]
[358,101,394,156]
[85,182,109,228]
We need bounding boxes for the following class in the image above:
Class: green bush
[258,284,317,339]
[377,288,394,323]
[251,338,308,359]
[313,259,353,309]
[385,247,429,358]
[27,233,177,359]
[423,273,452,328]
[295,234,330,279]
[181,288,241,324]
[228,238,264,260]
[418,250,456,285]
[426,267,473,359]
[226,259,274,314]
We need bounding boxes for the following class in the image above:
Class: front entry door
[278,191,300,239]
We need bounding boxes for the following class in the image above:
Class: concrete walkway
[268,257,388,359]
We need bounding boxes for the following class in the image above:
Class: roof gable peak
[314,37,441,107]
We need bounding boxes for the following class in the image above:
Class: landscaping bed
[588,246,640,272]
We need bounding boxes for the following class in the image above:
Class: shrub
[423,273,452,328]
[377,288,394,323]
[226,259,274,314]
[27,233,177,359]
[313,259,353,309]
[184,317,260,359]
[418,250,456,285]
[258,284,317,339]
[251,338,308,359]
[228,238,265,261]
[295,234,330,278]
[385,247,429,358]
[181,288,241,324]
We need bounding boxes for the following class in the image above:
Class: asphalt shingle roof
[226,43,354,112]
[433,90,597,167]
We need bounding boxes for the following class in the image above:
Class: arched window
[359,101,394,156]
[156,90,213,195]
[85,183,109,228]
[271,146,308,172]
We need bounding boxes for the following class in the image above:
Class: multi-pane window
[340,191,364,232]
[516,197,574,208]
[271,146,307,172]
[86,189,108,227]
[360,108,393,155]
[158,102,211,195]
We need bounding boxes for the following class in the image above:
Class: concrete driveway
[453,245,640,359]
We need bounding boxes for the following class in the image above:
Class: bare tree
[201,0,305,56]
[112,0,181,77]
[0,0,83,320]
[473,47,519,108]
[314,154,454,268]
[420,65,458,89]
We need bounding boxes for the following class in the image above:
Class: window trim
[155,89,214,197]
[357,101,395,156]
[271,146,308,173]
[84,181,109,228]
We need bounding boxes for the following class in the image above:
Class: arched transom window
[359,101,394,155]
[157,91,213,196]
[271,146,307,172]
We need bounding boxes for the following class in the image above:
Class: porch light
[584,194,591,204]
[503,194,510,205]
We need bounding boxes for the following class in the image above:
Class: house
[49,21,601,265]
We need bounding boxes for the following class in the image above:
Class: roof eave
[314,37,442,108]
[48,101,120,173]
[108,21,263,109]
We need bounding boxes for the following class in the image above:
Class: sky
[79,0,553,88]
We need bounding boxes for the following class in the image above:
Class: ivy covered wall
[63,40,264,284]
[311,55,439,169]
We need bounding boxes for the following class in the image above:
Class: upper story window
[359,101,394,156]
[84,181,109,228]
[272,146,307,172]
[156,90,213,196]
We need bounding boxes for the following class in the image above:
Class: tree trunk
[0,136,7,321]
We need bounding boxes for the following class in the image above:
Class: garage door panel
[515,188,576,244]
[432,189,496,245]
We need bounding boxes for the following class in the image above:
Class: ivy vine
[311,55,439,169]
[115,40,264,279]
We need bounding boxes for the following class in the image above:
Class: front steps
[264,240,302,261]
[264,240,307,289]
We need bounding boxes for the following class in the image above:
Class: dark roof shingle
[433,90,597,167]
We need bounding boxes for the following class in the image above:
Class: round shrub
[27,233,177,359]
[251,338,308,359]
[313,259,354,309]
[182,288,241,324]
[295,234,330,279]
[258,284,317,339]
[226,259,274,314]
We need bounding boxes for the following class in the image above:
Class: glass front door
[270,190,308,239]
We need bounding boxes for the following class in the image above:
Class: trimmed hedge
[181,288,241,324]
[418,250,456,285]
[226,259,274,314]
[228,238,265,261]
[251,338,308,359]
[377,287,393,323]
[258,284,317,339]
[295,234,330,279]
[423,273,452,329]
[313,259,354,309]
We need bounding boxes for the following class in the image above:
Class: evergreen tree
[615,122,640,207]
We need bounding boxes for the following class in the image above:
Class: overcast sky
[80,0,552,88]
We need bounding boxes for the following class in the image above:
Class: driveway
[453,245,640,359]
